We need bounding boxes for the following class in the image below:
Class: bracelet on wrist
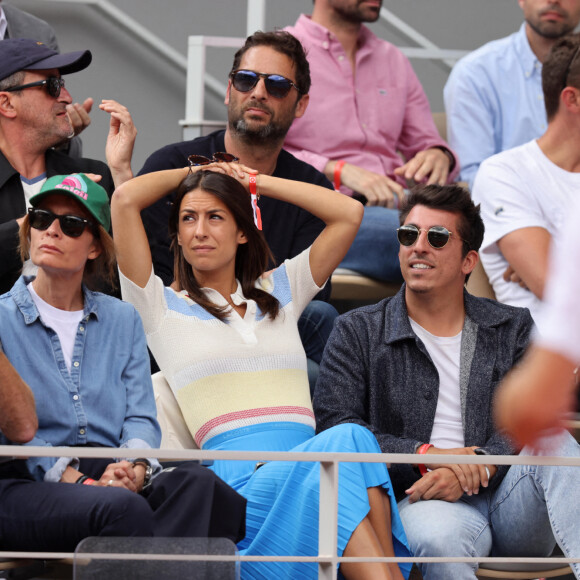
[132,458,153,487]
[416,443,434,476]
[333,160,346,191]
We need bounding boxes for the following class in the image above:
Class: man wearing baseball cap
[0,39,131,294]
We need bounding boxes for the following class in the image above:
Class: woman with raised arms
[112,156,411,579]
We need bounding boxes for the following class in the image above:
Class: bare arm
[227,164,364,287]
[0,352,37,443]
[497,227,551,298]
[495,346,577,448]
[111,167,190,288]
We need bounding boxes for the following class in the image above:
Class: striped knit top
[120,248,322,449]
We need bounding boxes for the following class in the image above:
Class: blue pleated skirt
[205,422,411,579]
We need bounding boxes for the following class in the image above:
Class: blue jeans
[398,431,580,579]
[298,300,339,398]
[340,206,403,282]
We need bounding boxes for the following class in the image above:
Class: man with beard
[0,39,123,294]
[139,31,337,389]
[445,0,580,189]
[283,0,458,283]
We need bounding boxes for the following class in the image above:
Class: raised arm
[226,164,364,287]
[0,351,37,443]
[111,167,190,288]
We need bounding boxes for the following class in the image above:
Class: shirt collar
[11,276,99,325]
[0,7,6,40]
[200,280,246,307]
[296,14,373,50]
[515,22,542,79]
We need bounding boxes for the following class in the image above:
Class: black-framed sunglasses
[230,70,302,99]
[187,152,239,167]
[3,76,66,99]
[397,224,461,249]
[28,208,97,238]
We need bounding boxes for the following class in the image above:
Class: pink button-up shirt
[284,15,458,194]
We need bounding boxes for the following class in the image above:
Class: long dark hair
[169,171,280,321]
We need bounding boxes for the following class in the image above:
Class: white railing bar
[3,446,580,467]
[400,47,469,61]
[2,551,578,565]
[42,0,187,72]
[379,7,456,69]
[247,0,266,36]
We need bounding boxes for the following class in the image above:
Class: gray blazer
[314,285,534,500]
[3,3,59,50]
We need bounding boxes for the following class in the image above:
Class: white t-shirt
[409,318,464,448]
[537,197,580,362]
[473,140,580,328]
[28,283,84,372]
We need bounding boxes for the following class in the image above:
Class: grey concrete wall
[12,0,523,172]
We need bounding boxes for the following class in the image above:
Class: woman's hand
[94,460,140,493]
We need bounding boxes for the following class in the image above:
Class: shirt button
[73,361,80,367]
[79,326,84,332]
[538,94,543,100]
[423,390,433,400]
[322,41,329,49]
[525,71,531,78]
[338,55,344,61]
[79,428,85,435]
[73,394,79,401]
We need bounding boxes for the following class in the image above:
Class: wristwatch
[132,458,153,487]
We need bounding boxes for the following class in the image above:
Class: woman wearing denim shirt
[0,173,245,550]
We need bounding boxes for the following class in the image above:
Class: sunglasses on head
[28,208,97,238]
[3,76,66,99]
[187,152,239,167]
[230,70,302,99]
[397,224,461,249]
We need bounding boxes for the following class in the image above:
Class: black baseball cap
[0,38,91,82]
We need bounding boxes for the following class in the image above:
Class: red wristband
[248,174,262,230]
[416,443,433,476]
[82,478,96,485]
[333,160,346,191]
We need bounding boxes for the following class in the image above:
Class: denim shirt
[0,276,161,481]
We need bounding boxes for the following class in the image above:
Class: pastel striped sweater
[120,249,321,448]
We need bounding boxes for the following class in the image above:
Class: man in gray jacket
[315,184,580,579]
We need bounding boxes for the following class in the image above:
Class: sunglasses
[3,76,66,99]
[187,152,239,167]
[230,70,302,99]
[28,208,96,238]
[397,225,461,249]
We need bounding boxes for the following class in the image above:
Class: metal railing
[1,445,579,579]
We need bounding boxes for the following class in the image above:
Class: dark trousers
[0,460,245,551]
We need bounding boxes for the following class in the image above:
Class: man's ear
[294,93,309,119]
[561,86,580,114]
[462,249,479,278]
[225,80,232,106]
[0,92,17,119]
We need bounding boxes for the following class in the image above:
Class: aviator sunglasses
[187,152,239,167]
[28,208,97,238]
[230,70,302,99]
[397,224,461,249]
[3,76,66,99]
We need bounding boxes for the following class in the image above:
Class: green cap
[30,174,111,232]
